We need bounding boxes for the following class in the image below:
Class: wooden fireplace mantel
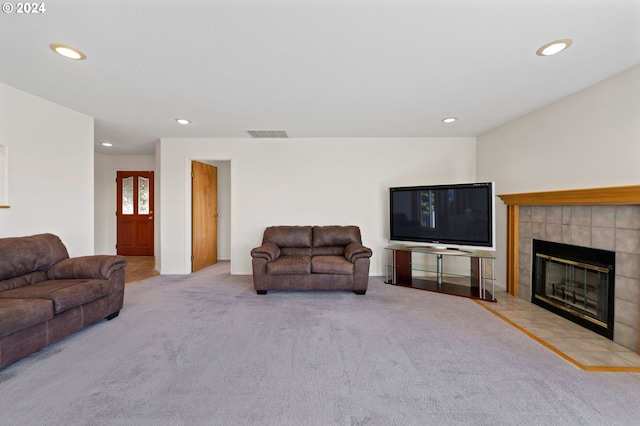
[499,185,640,206]
[498,185,640,296]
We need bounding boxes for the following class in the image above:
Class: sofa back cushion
[263,226,312,248]
[312,226,362,247]
[0,272,49,293]
[0,234,69,291]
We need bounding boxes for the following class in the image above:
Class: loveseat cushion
[281,247,312,256]
[311,246,345,256]
[0,233,69,283]
[313,226,362,247]
[0,299,53,338]
[311,256,354,275]
[0,279,113,314]
[263,226,312,248]
[0,298,54,339]
[266,255,312,275]
[0,271,48,293]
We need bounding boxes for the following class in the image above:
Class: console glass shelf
[384,245,496,302]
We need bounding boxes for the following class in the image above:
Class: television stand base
[384,245,496,302]
[385,277,494,301]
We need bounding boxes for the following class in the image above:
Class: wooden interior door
[192,161,218,272]
[116,171,154,256]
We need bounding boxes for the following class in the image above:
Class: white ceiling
[1,0,639,155]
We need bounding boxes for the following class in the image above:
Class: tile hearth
[477,291,640,371]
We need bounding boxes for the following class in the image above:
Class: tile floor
[477,291,640,372]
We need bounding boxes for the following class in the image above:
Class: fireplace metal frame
[531,239,615,339]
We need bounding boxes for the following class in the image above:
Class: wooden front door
[116,171,154,256]
[191,161,218,272]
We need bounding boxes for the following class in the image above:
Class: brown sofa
[0,233,127,370]
[250,225,372,295]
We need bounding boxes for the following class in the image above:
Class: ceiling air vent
[247,130,288,138]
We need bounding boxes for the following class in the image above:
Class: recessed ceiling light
[175,118,191,125]
[536,39,573,56]
[49,44,86,60]
[442,117,457,123]
[101,142,113,147]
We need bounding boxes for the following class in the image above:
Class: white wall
[94,154,155,254]
[158,137,477,275]
[0,83,94,256]
[477,64,640,286]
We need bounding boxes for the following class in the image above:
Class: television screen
[389,182,495,250]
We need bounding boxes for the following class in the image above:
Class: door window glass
[122,176,133,215]
[138,176,149,214]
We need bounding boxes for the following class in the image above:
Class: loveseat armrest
[47,255,128,281]
[250,243,281,262]
[344,242,373,263]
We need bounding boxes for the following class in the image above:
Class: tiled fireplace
[499,186,640,353]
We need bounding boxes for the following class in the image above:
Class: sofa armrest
[250,243,281,262]
[344,242,373,263]
[47,255,128,280]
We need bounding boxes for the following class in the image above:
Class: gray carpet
[1,262,640,426]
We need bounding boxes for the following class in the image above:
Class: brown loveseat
[250,225,372,295]
[0,233,127,370]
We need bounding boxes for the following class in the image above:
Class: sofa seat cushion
[280,247,312,256]
[267,256,311,275]
[0,279,113,314]
[312,246,345,256]
[0,298,54,339]
[311,256,354,275]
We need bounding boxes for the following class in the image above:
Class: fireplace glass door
[532,240,614,339]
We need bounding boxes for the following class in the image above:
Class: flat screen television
[389,182,495,251]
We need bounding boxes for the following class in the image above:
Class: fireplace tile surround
[519,205,639,349]
[499,186,640,353]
